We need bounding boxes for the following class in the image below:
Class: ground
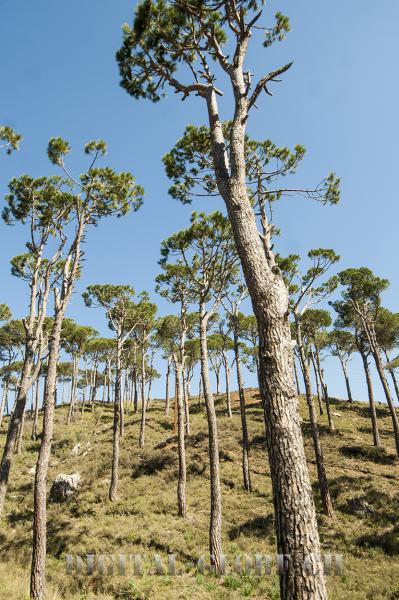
[0,390,398,599]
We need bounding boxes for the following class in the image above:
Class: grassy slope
[0,390,398,600]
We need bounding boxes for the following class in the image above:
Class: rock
[49,473,81,502]
[333,412,342,417]
[71,443,82,456]
[27,466,36,475]
[346,495,374,517]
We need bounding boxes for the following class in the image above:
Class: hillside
[0,391,398,600]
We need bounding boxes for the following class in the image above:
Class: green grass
[0,390,398,599]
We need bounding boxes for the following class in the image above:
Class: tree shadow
[229,514,275,540]
[132,450,176,478]
[357,526,399,555]
[339,444,396,464]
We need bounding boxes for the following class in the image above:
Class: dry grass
[0,390,398,599]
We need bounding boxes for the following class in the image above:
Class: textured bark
[296,328,333,517]
[67,357,78,424]
[206,82,327,597]
[0,350,34,515]
[233,331,251,492]
[340,360,353,403]
[385,351,399,403]
[31,378,40,440]
[139,349,146,448]
[293,357,301,396]
[182,370,190,435]
[16,408,26,455]
[222,351,232,418]
[0,381,9,428]
[165,359,170,416]
[359,348,380,447]
[372,348,399,457]
[199,307,223,572]
[315,350,335,433]
[30,313,64,600]
[175,366,187,517]
[310,353,324,416]
[109,338,122,501]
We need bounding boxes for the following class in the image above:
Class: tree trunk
[296,327,333,517]
[165,359,170,416]
[371,347,399,457]
[384,351,399,403]
[67,356,78,424]
[199,306,223,573]
[182,370,190,435]
[0,350,34,515]
[119,369,125,438]
[109,338,122,501]
[30,312,64,600]
[359,348,380,447]
[175,365,187,517]
[233,330,251,492]
[340,360,353,403]
[310,353,323,416]
[206,85,327,597]
[0,381,8,428]
[133,369,138,413]
[198,377,202,409]
[139,348,146,448]
[16,408,25,455]
[293,357,301,396]
[315,349,335,432]
[223,351,232,418]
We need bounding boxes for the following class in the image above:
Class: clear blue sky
[1,0,398,402]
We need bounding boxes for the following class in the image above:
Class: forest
[0,1,398,600]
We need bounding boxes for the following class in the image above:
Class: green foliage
[162,123,339,207]
[0,125,22,154]
[328,329,356,358]
[83,285,139,338]
[61,319,98,356]
[0,304,11,323]
[160,211,238,305]
[264,11,290,47]
[337,267,390,322]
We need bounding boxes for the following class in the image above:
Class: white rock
[49,473,81,502]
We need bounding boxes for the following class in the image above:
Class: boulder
[49,473,81,502]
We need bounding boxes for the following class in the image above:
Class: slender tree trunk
[296,327,333,517]
[0,350,34,515]
[0,381,9,428]
[215,369,220,397]
[340,359,353,403]
[199,306,223,573]
[310,353,323,416]
[16,408,25,455]
[198,377,202,409]
[384,351,399,402]
[165,359,170,416]
[359,348,380,447]
[371,347,399,457]
[119,369,125,438]
[139,347,146,448]
[233,330,251,492]
[30,312,64,600]
[293,357,301,396]
[175,364,187,517]
[109,338,122,501]
[315,349,335,432]
[223,351,232,417]
[182,370,190,435]
[67,356,77,424]
[133,369,138,413]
